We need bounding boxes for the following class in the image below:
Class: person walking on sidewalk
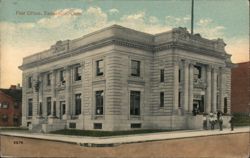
[229,115,235,131]
[209,113,215,130]
[203,114,208,130]
[218,115,223,131]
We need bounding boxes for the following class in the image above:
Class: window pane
[47,97,51,116]
[60,70,65,83]
[131,60,140,76]
[96,91,104,115]
[28,99,33,116]
[160,92,164,107]
[47,73,51,86]
[96,60,104,76]
[130,91,140,115]
[75,94,81,115]
[160,69,164,82]
[194,66,202,80]
[28,76,32,88]
[75,66,82,81]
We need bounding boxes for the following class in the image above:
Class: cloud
[165,15,190,28]
[108,8,119,14]
[195,18,225,39]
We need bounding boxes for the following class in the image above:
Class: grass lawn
[50,129,173,137]
[0,127,28,131]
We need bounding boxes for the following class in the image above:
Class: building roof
[0,88,22,102]
[19,24,232,70]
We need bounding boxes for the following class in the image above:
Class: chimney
[10,85,17,90]
[16,83,21,89]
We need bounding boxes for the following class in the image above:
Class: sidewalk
[0,127,249,147]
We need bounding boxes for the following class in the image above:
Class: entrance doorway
[193,95,204,113]
[59,101,66,119]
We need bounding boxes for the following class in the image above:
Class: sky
[0,0,249,88]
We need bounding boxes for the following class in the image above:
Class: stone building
[0,85,22,127]
[231,61,250,114]
[19,25,233,132]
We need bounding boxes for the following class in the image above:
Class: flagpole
[191,0,194,34]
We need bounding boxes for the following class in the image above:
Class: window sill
[130,115,141,120]
[93,115,104,120]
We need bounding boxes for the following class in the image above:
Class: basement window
[94,123,102,129]
[131,123,141,128]
[69,123,76,129]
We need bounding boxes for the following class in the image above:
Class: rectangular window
[131,60,140,76]
[74,66,82,81]
[69,123,76,129]
[28,99,33,116]
[224,97,228,114]
[94,123,102,129]
[60,70,65,84]
[47,73,51,86]
[131,123,141,128]
[160,92,164,107]
[130,91,140,115]
[160,69,164,82]
[178,69,181,83]
[194,65,202,80]
[75,94,81,115]
[47,97,51,116]
[178,92,181,108]
[2,114,8,122]
[28,76,32,88]
[2,102,8,109]
[95,91,104,115]
[96,60,104,76]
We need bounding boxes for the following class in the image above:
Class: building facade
[19,25,233,132]
[0,85,22,127]
[231,62,250,114]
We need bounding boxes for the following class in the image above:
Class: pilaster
[173,58,179,113]
[64,66,71,119]
[206,65,212,113]
[219,68,225,112]
[212,67,218,112]
[50,70,56,118]
[188,62,194,112]
[32,73,39,119]
[183,61,189,112]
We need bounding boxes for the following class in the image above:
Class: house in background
[231,61,250,114]
[0,85,22,127]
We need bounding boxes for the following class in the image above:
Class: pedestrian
[229,115,234,131]
[209,113,214,130]
[218,115,223,131]
[217,111,221,120]
[203,114,207,130]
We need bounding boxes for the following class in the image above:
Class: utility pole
[191,0,194,34]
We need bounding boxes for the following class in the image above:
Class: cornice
[20,37,228,70]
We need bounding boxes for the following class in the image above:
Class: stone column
[219,68,225,112]
[64,66,71,119]
[206,66,212,113]
[32,73,39,119]
[50,70,56,117]
[183,61,189,112]
[188,63,194,112]
[212,67,218,113]
[173,59,179,113]
[38,74,43,117]
[81,62,85,115]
